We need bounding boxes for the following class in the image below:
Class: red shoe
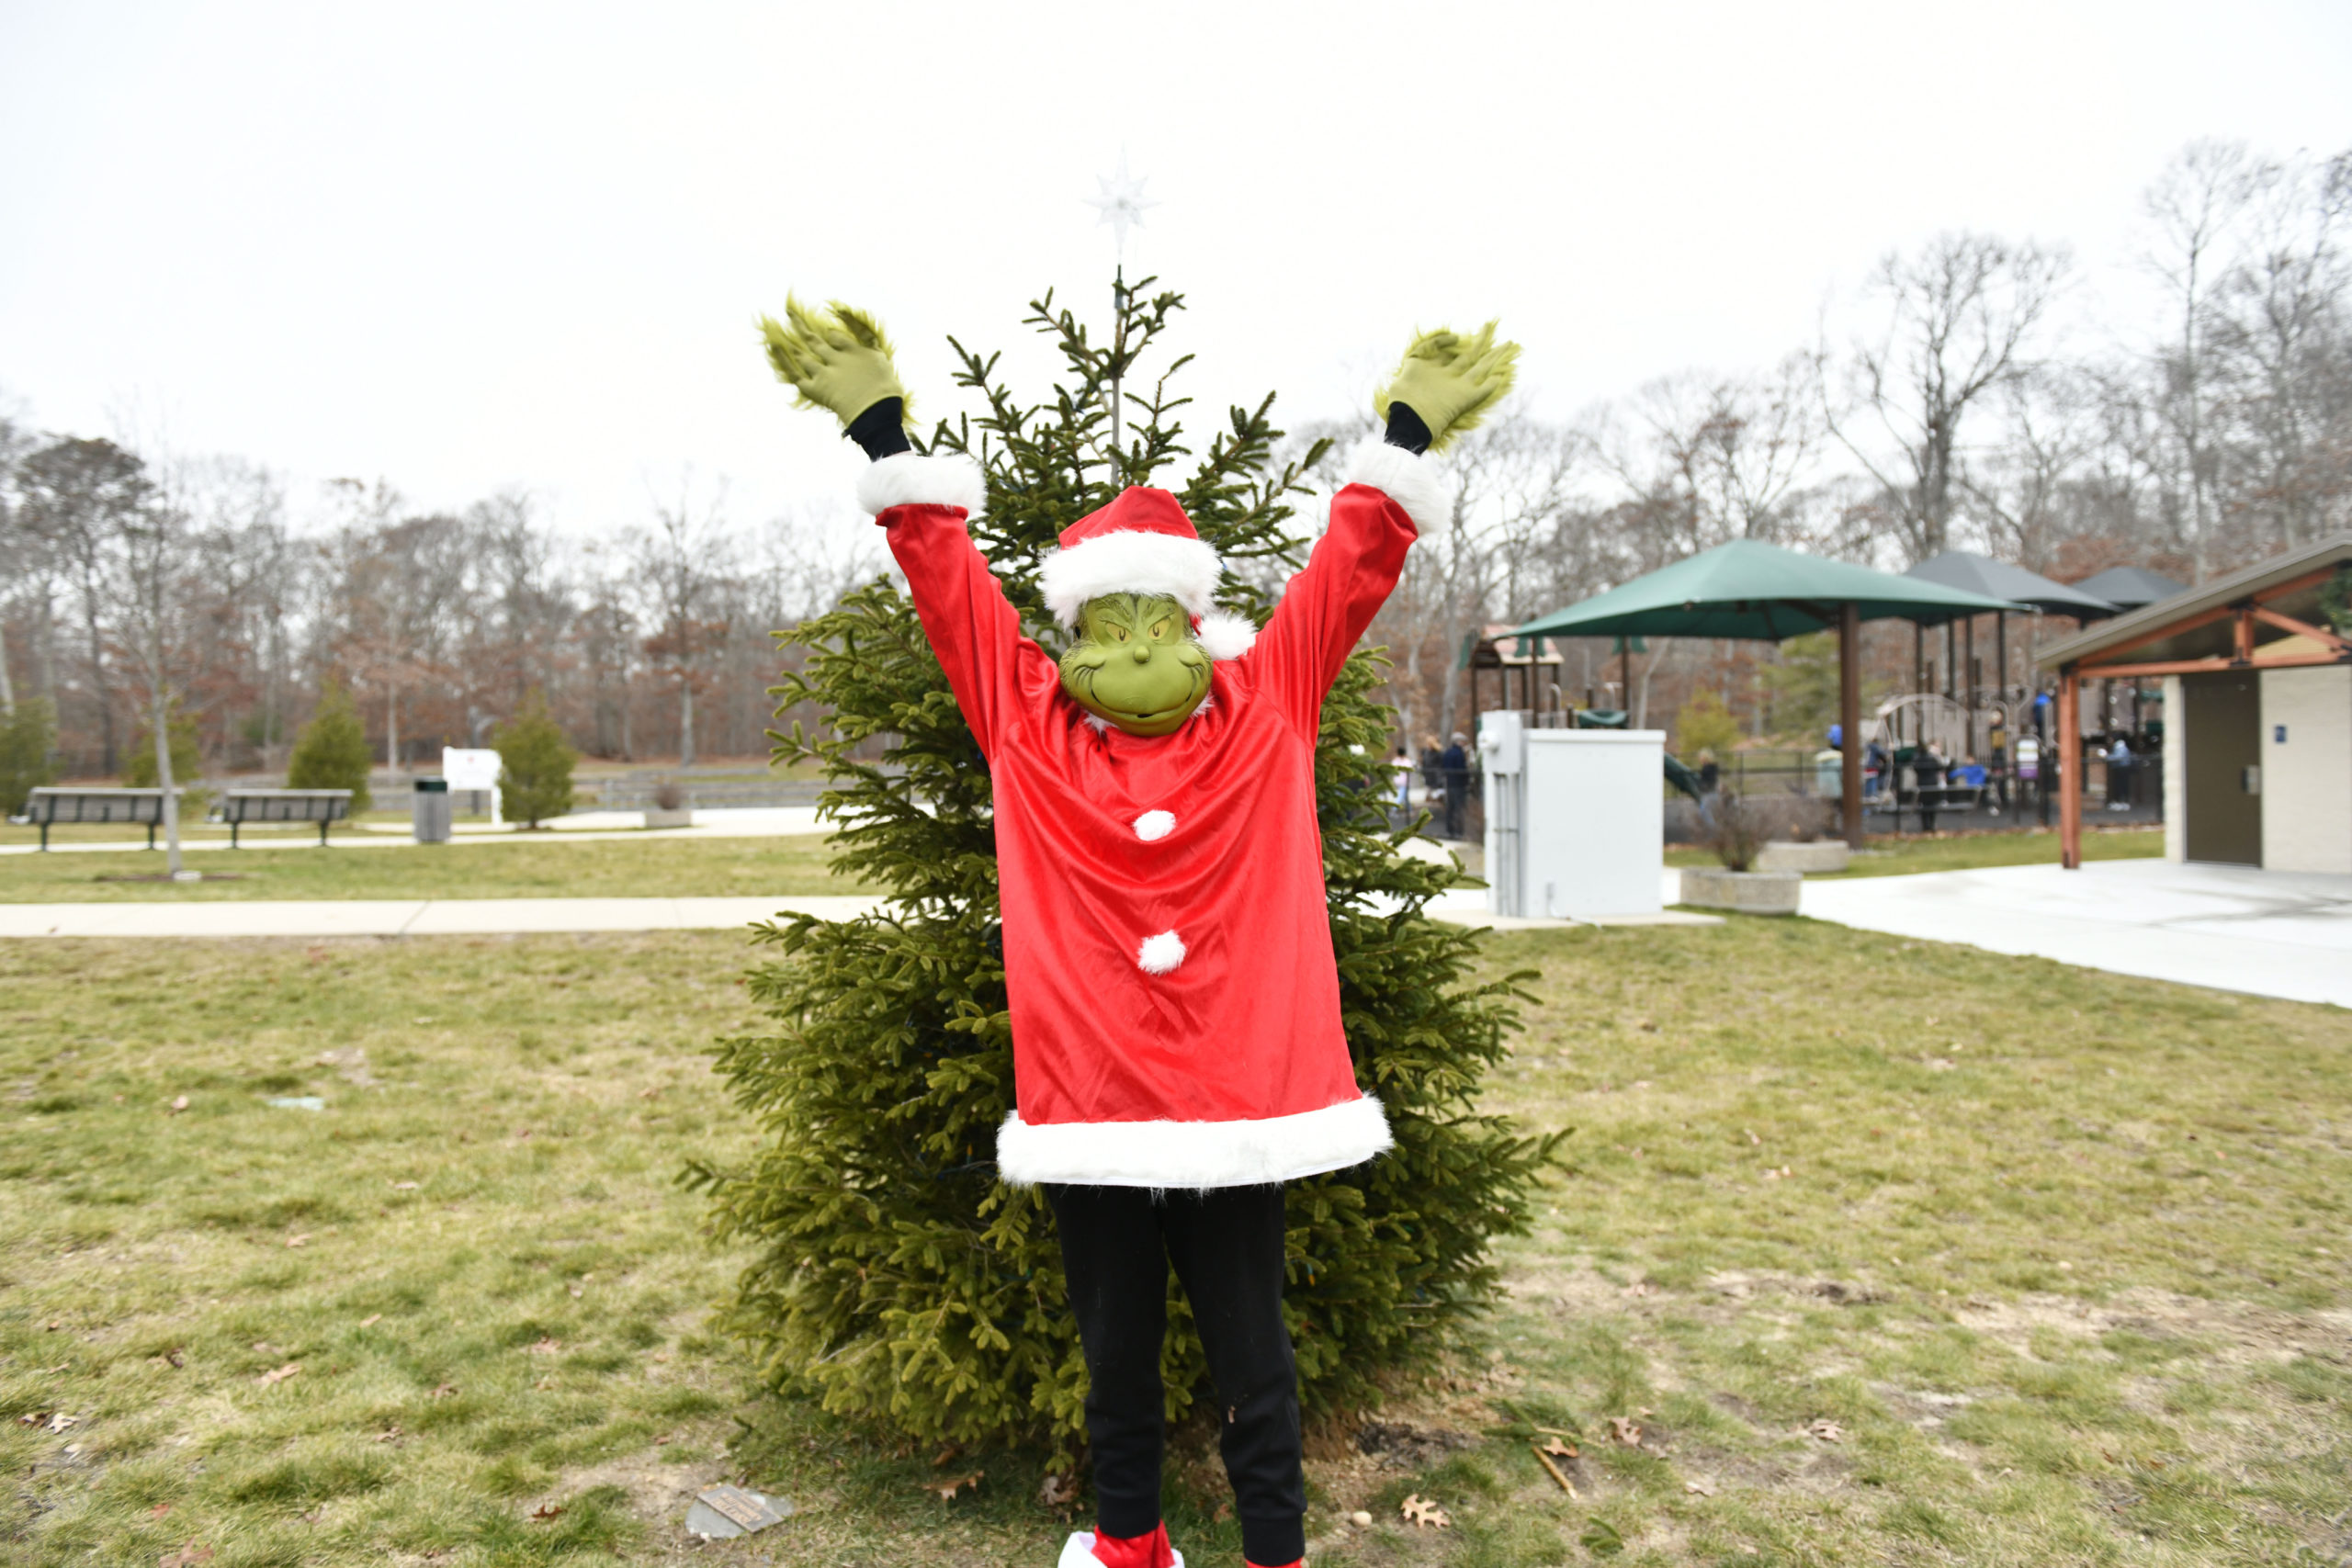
[1057,1524,1184,1568]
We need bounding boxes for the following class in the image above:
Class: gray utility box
[1479,709,1668,919]
[412,777,453,844]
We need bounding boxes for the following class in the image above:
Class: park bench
[220,788,353,846]
[21,786,183,851]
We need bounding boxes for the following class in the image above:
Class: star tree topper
[1085,154,1158,264]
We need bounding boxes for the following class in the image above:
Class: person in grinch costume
[762,299,1517,1568]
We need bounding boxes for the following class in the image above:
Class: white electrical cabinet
[1479,711,1666,919]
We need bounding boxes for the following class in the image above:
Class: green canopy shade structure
[1509,539,2025,847]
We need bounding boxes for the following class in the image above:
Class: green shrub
[492,689,576,828]
[287,680,373,813]
[1672,688,1742,761]
[693,281,1564,1457]
[0,698,59,816]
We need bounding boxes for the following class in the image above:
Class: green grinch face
[1057,592,1211,737]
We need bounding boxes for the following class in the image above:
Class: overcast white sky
[4,0,2348,538]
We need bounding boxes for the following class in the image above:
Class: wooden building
[2038,536,2352,872]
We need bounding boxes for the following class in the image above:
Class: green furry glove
[757,297,909,428]
[1373,321,1521,452]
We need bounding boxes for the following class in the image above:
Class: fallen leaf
[358,1314,382,1328]
[1684,1478,1716,1495]
[526,1337,562,1355]
[257,1363,301,1386]
[932,1443,963,1467]
[150,1502,173,1517]
[160,1544,214,1568]
[638,1086,662,1100]
[568,1285,583,1299]
[1399,1494,1452,1529]
[1608,1416,1643,1446]
[284,1234,311,1248]
[372,1426,401,1443]
[390,1181,419,1191]
[924,1471,983,1501]
[429,1382,458,1399]
[300,1506,324,1525]
[1805,1418,1844,1443]
[1541,1436,1579,1459]
[1039,1472,1078,1507]
[164,1348,185,1368]
[251,1342,277,1354]
[530,1502,564,1520]
[46,1412,79,1432]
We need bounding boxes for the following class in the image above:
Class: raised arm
[1255,321,1520,730]
[760,298,1028,754]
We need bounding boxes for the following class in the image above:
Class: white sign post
[442,747,503,827]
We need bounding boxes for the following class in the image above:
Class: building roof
[2037,534,2352,671]
[1510,538,2022,644]
[2070,564,2189,614]
[1905,549,2117,616]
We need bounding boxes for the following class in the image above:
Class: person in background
[1917,740,1949,833]
[1390,747,1414,820]
[1419,735,1443,796]
[1440,730,1471,840]
[1953,752,1987,788]
[2016,730,2041,805]
[1864,736,1890,801]
[1696,748,1720,796]
[2107,733,2134,811]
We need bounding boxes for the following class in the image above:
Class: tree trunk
[387,685,400,773]
[0,618,14,713]
[153,686,184,877]
[83,595,116,774]
[679,679,695,769]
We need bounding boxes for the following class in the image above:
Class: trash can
[412,777,452,844]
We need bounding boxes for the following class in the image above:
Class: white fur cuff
[996,1093,1394,1189]
[1193,609,1259,660]
[1343,438,1448,535]
[856,452,987,519]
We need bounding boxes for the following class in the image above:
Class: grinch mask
[1057,592,1211,737]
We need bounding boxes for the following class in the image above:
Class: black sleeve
[845,398,912,460]
[1383,402,1433,456]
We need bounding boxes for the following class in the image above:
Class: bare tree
[1824,232,2072,562]
[2140,140,2266,579]
[116,457,198,874]
[635,472,734,767]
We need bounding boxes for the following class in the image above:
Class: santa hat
[1039,488,1257,660]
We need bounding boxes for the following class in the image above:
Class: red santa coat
[858,442,1445,1188]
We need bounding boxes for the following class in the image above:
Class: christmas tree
[695,280,1562,1454]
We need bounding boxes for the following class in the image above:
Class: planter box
[1678,866,1801,915]
[1756,840,1850,874]
[641,807,693,829]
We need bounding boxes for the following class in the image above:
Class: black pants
[1046,1183,1305,1567]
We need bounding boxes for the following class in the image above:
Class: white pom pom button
[1133,809,1175,841]
[1136,931,1186,974]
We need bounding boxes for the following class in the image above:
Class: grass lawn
[1666,824,2165,879]
[4,915,2346,1565]
[0,836,867,903]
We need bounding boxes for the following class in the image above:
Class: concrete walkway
[1801,859,2352,1009]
